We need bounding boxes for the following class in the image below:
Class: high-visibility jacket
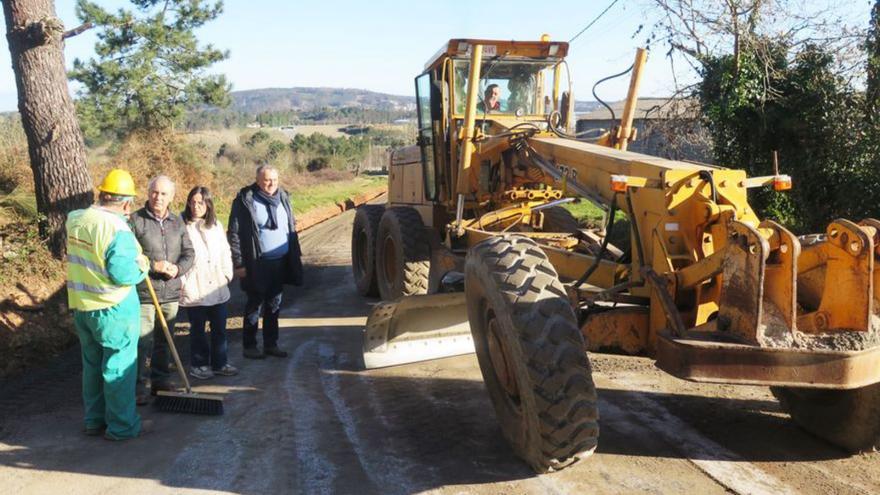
[66,206,146,312]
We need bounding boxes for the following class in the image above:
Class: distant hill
[229,87,605,115]
[229,88,416,114]
[574,101,603,113]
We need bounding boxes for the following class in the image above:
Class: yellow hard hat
[98,169,137,197]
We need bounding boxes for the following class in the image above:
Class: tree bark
[2,0,93,258]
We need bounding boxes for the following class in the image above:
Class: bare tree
[649,0,867,83]
[642,0,868,162]
[2,0,93,257]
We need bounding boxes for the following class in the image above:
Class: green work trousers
[74,290,141,439]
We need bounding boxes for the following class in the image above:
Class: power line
[568,0,621,44]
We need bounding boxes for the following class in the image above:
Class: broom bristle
[154,391,224,415]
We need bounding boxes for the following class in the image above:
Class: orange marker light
[773,175,792,191]
[541,34,551,42]
[611,175,628,193]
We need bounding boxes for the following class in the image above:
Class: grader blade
[362,293,473,369]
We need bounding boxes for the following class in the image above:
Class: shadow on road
[0,259,860,494]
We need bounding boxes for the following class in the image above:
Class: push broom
[145,277,224,415]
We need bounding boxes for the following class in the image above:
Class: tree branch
[62,21,93,40]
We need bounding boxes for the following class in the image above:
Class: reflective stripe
[67,280,117,295]
[69,236,93,247]
[66,206,140,311]
[67,254,109,277]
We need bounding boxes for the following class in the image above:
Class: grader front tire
[376,207,430,301]
[465,235,599,473]
[351,205,384,297]
[772,384,880,452]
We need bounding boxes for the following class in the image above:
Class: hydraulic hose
[698,170,718,204]
[591,63,634,123]
[575,194,618,288]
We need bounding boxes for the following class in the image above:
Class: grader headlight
[610,175,628,193]
[773,174,792,191]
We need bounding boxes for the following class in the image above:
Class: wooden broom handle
[145,276,192,393]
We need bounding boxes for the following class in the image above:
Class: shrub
[306,157,330,172]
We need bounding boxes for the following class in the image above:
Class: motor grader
[350,37,880,473]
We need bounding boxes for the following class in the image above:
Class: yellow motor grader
[350,37,880,473]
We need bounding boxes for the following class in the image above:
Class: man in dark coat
[130,175,195,404]
[228,165,303,359]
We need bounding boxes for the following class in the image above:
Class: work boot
[103,419,153,441]
[83,424,106,436]
[243,347,265,359]
[264,346,288,358]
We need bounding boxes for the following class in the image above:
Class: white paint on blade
[287,342,338,494]
[318,343,416,495]
[603,383,795,495]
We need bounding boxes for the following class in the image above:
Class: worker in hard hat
[66,169,152,440]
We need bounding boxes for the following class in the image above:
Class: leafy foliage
[699,39,872,232]
[306,156,330,172]
[184,106,414,131]
[245,130,270,148]
[289,133,369,169]
[70,0,230,140]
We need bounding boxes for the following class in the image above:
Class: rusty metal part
[641,266,686,337]
[760,220,799,337]
[581,307,649,355]
[717,221,769,345]
[487,318,519,397]
[656,331,880,389]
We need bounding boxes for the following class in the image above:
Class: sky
[0,0,872,112]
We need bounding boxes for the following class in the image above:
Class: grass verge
[212,174,386,224]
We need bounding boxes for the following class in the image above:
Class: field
[186,123,413,150]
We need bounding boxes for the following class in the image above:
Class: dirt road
[1,208,878,494]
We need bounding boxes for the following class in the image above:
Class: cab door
[415,73,437,201]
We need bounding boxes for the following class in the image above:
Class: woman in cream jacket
[181,186,238,379]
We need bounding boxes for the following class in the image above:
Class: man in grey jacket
[130,175,195,404]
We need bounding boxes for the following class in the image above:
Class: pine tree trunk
[2,0,93,258]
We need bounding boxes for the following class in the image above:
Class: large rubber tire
[540,206,581,233]
[771,384,880,452]
[351,204,385,297]
[465,235,599,473]
[376,207,430,301]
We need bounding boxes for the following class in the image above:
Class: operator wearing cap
[66,169,151,440]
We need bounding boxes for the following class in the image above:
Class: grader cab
[350,37,880,473]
